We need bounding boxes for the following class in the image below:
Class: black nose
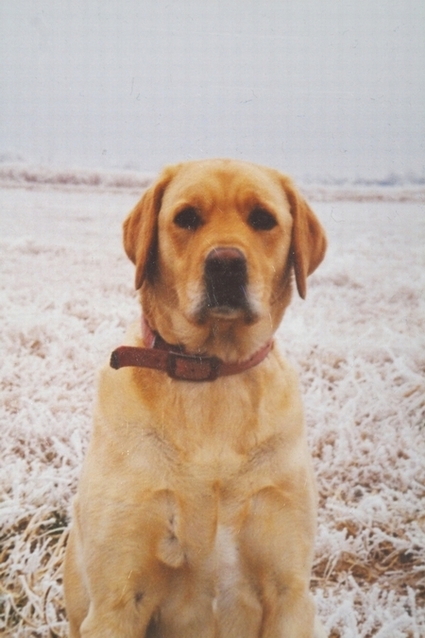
[204,247,248,311]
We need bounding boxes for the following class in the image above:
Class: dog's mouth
[196,247,257,324]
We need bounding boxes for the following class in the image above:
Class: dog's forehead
[161,161,290,213]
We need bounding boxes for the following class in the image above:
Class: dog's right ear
[123,166,178,290]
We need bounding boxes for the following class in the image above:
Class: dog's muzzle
[203,247,250,316]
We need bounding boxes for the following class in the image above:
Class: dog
[64,159,327,637]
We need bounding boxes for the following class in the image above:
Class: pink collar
[110,317,273,382]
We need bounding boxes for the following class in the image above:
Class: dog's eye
[248,207,278,231]
[174,207,202,231]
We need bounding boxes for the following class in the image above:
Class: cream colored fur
[64,159,327,637]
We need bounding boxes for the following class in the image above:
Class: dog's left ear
[280,176,327,299]
[123,165,178,290]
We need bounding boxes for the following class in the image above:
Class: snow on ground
[0,168,424,637]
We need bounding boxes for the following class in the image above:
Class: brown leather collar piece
[110,320,273,382]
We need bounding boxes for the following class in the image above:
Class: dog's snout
[204,247,248,313]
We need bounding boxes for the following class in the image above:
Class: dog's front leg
[68,540,168,638]
[240,485,319,638]
[65,490,185,638]
[260,587,318,638]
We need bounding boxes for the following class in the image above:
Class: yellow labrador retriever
[64,159,327,637]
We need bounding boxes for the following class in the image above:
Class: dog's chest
[213,523,242,592]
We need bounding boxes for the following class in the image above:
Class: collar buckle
[166,351,220,382]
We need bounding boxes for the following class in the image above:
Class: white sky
[1,0,424,180]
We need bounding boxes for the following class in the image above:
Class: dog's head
[123,159,326,359]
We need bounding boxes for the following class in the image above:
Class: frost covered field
[0,165,424,637]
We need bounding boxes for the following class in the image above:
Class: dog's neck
[109,316,273,382]
[141,315,269,360]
